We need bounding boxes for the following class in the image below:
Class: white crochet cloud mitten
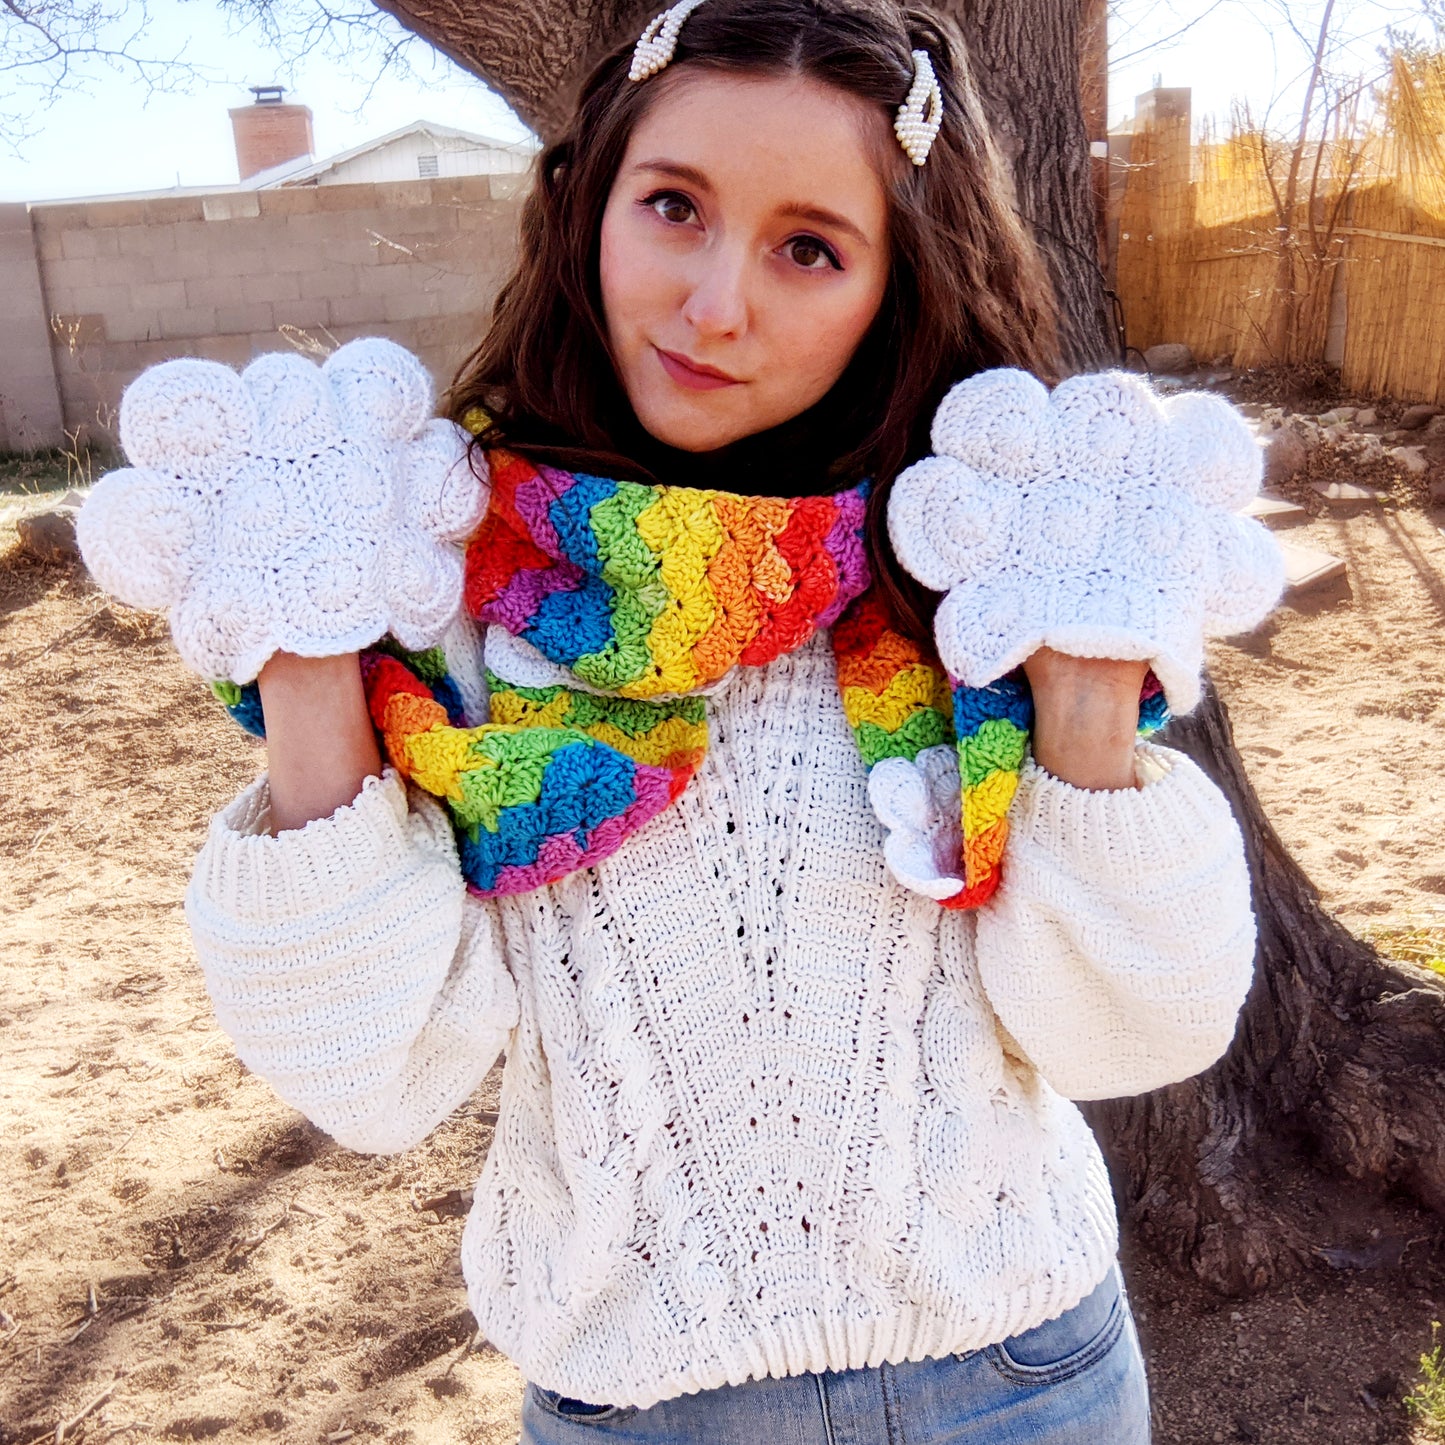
[77,338,486,684]
[888,368,1284,713]
[867,745,964,900]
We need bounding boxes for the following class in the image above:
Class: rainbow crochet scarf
[218,448,1166,906]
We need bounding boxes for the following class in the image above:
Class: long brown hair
[446,0,1061,639]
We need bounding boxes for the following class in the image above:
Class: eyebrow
[631,158,874,248]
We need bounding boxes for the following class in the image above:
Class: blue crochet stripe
[209,645,467,740]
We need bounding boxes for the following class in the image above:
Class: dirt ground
[3,476,1445,1444]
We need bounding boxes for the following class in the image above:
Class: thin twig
[46,1373,123,1445]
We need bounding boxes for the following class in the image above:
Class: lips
[654,346,743,391]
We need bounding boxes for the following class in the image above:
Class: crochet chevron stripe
[217,448,1167,903]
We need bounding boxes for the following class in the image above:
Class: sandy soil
[2,484,1445,1445]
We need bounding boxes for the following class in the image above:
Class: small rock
[1264,427,1309,486]
[1425,414,1445,437]
[1211,352,1233,368]
[1143,341,1194,374]
[1312,480,1381,504]
[1398,402,1442,430]
[1388,445,1429,475]
[1316,409,1342,426]
[1355,407,1378,426]
[1334,406,1356,421]
[1236,401,1265,420]
[14,508,80,564]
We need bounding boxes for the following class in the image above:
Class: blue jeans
[520,1262,1150,1443]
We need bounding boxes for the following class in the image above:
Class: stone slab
[1242,493,1307,522]
[1279,541,1347,591]
[1310,481,1383,505]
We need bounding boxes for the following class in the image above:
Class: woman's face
[599,69,893,453]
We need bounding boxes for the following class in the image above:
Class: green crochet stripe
[853,707,952,768]
[485,671,706,738]
[961,717,1029,787]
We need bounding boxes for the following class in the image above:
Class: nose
[679,243,749,341]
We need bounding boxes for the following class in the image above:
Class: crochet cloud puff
[77,338,484,684]
[887,368,1285,716]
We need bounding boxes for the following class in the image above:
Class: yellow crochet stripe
[634,488,726,696]
[488,687,573,730]
[487,684,708,768]
[402,723,497,803]
[963,768,1020,839]
[840,663,952,733]
[583,714,708,766]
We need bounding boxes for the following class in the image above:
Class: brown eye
[787,235,840,271]
[648,192,696,225]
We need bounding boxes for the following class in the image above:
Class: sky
[0,0,1439,203]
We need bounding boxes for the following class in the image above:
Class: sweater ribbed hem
[477,1247,1119,1412]
[188,768,434,925]
[1009,742,1228,880]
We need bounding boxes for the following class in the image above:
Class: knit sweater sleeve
[972,740,1256,1102]
[184,767,518,1154]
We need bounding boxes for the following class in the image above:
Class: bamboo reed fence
[1113,52,1445,404]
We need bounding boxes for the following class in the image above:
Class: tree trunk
[374,0,1445,1294]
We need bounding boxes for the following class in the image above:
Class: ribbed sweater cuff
[1009,742,1228,881]
[190,768,430,925]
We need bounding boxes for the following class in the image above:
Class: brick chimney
[230,86,314,181]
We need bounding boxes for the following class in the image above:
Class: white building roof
[243,120,539,189]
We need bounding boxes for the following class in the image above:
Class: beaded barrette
[628,1,944,167]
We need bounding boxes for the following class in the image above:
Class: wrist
[1026,654,1145,792]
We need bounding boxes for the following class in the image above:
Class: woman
[85,0,1266,1439]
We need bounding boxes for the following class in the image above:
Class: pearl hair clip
[894,49,942,166]
[628,2,945,167]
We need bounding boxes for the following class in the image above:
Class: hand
[886,367,1284,719]
[1023,647,1148,791]
[76,337,484,685]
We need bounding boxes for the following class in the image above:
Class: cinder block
[167,248,219,282]
[116,225,177,258]
[328,294,387,326]
[171,220,216,252]
[198,336,255,366]
[70,283,132,314]
[59,228,120,261]
[215,301,276,334]
[241,272,302,304]
[104,309,162,344]
[272,298,332,329]
[381,290,444,323]
[131,280,188,311]
[202,193,261,222]
[144,197,206,226]
[184,275,246,308]
[256,188,321,218]
[89,200,151,229]
[32,203,95,230]
[158,305,218,339]
[299,266,358,300]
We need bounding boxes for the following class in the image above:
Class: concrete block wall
[15,173,525,449]
[0,204,66,452]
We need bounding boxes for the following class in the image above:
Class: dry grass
[1360,923,1445,978]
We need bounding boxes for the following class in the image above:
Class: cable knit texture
[77,338,484,683]
[888,368,1285,714]
[187,620,1256,1410]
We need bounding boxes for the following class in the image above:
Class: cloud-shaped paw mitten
[867,745,964,900]
[889,368,1284,715]
[77,338,487,683]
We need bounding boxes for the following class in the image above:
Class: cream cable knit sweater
[186,626,1256,1410]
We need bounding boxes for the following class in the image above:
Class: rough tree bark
[376,0,1445,1295]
